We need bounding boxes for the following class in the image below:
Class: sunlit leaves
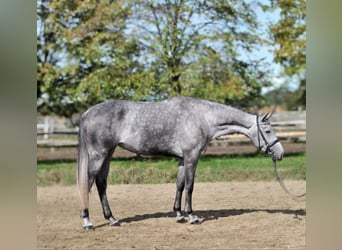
[128,0,269,108]
[267,0,306,107]
[37,0,284,117]
[37,0,143,116]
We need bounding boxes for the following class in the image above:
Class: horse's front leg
[173,160,186,222]
[184,152,200,224]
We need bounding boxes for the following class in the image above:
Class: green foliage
[37,0,307,116]
[268,0,306,76]
[262,0,306,108]
[37,0,152,116]
[264,85,303,110]
[129,0,270,107]
[37,0,273,117]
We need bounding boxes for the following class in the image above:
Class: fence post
[43,117,49,139]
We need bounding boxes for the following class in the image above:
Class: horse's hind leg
[95,150,120,226]
[77,134,94,230]
[173,159,186,222]
[79,150,111,230]
[183,151,200,224]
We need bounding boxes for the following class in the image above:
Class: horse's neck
[207,104,255,139]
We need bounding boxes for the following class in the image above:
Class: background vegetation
[37,0,306,118]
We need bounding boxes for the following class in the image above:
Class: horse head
[251,112,284,161]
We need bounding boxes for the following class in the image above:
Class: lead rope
[257,115,306,201]
[273,159,306,201]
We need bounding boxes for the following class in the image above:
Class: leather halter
[256,115,279,154]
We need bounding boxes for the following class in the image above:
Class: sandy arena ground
[37,181,305,249]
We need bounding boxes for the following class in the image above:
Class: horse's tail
[76,116,90,215]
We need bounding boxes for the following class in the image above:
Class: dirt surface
[37,181,306,249]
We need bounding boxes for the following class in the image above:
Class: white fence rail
[271,111,306,130]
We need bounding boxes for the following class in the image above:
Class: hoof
[176,215,186,223]
[176,211,186,223]
[82,217,94,230]
[83,225,94,231]
[189,214,200,224]
[109,217,120,227]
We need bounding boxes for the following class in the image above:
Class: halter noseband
[256,115,279,154]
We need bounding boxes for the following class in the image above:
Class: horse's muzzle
[272,152,283,161]
[270,142,284,161]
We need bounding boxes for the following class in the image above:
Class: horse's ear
[261,112,273,122]
[261,113,269,122]
[267,112,274,120]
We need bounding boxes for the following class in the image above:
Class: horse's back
[81,96,204,119]
[81,99,139,122]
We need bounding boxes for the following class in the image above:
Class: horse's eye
[265,130,271,134]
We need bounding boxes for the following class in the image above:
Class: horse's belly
[118,136,182,157]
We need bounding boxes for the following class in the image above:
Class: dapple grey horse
[77,96,284,229]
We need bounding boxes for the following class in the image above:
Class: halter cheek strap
[256,115,279,154]
[256,115,262,151]
[265,138,280,154]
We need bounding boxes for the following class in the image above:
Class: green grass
[37,153,306,186]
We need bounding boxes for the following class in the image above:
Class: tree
[37,0,273,117]
[127,0,271,107]
[263,0,306,108]
[37,0,152,117]
[264,85,302,110]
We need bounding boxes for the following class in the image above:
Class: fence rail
[37,131,78,136]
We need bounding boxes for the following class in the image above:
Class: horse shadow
[94,208,306,228]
